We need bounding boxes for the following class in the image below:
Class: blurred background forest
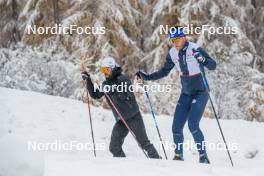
[0,0,264,121]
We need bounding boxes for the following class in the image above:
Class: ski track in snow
[0,87,263,176]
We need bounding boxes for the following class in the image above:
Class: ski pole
[85,88,97,157]
[144,91,168,160]
[137,75,168,159]
[208,92,234,167]
[193,49,234,166]
[104,92,149,158]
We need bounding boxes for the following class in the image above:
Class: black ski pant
[109,112,160,158]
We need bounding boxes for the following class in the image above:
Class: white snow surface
[0,87,264,176]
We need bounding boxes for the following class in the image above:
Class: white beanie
[100,56,119,68]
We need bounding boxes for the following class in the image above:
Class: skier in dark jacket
[136,28,216,164]
[81,57,160,159]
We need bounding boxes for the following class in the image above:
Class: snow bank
[0,87,264,176]
[0,134,44,176]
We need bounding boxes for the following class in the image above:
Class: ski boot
[173,153,184,161]
[199,153,210,164]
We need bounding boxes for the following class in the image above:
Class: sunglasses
[100,67,111,74]
[170,38,182,43]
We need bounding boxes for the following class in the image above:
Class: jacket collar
[179,41,189,52]
[106,67,122,81]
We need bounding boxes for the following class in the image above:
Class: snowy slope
[0,87,264,176]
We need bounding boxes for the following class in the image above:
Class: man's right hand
[135,71,147,80]
[81,71,90,81]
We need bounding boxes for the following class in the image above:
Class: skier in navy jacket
[136,28,216,164]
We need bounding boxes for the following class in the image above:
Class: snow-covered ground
[0,87,263,176]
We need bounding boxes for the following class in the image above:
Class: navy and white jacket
[144,41,216,95]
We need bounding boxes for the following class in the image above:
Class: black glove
[81,71,90,80]
[192,49,206,63]
[135,71,147,80]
